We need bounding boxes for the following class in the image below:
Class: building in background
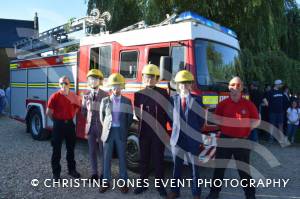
[0,13,38,87]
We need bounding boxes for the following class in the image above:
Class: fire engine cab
[9,10,242,170]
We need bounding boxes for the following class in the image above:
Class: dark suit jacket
[169,94,205,155]
[134,86,170,136]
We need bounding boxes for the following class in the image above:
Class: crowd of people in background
[0,84,10,116]
[248,79,300,144]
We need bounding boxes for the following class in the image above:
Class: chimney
[34,12,39,37]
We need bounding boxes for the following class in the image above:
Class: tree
[87,0,141,32]
[86,0,300,92]
[281,6,300,61]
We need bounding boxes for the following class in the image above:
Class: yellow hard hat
[87,69,104,79]
[174,70,194,83]
[107,73,125,88]
[142,64,160,77]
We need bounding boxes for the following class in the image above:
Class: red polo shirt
[215,97,259,138]
[47,91,81,120]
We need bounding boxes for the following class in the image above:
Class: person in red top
[46,76,81,181]
[206,77,260,199]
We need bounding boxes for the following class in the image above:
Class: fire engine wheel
[29,109,50,141]
[126,133,140,172]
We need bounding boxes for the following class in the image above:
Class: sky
[0,0,87,32]
[0,0,299,33]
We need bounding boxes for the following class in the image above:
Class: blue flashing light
[205,20,213,27]
[220,26,237,38]
[175,11,206,24]
[175,11,237,38]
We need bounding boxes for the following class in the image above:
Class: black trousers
[51,119,76,176]
[139,131,165,185]
[210,136,255,197]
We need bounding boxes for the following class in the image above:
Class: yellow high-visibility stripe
[11,83,27,88]
[63,59,77,62]
[10,63,18,69]
[28,83,46,86]
[11,82,75,89]
[12,84,139,90]
[202,95,219,105]
[63,56,77,63]
[47,83,59,86]
[48,83,75,89]
[48,83,75,86]
[63,56,77,60]
[63,56,77,59]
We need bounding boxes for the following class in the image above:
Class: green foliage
[86,0,300,92]
[63,17,76,33]
[63,44,79,53]
[281,6,300,61]
[87,0,141,32]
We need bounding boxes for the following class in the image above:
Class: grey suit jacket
[99,95,133,143]
[81,89,107,135]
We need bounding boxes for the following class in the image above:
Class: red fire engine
[9,9,242,170]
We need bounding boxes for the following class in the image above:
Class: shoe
[193,196,201,199]
[246,195,256,199]
[90,174,99,180]
[206,192,219,199]
[68,170,81,178]
[156,187,167,197]
[99,183,110,193]
[53,174,61,182]
[120,186,129,194]
[134,187,148,194]
[167,192,179,199]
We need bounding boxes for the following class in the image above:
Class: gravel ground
[0,115,300,199]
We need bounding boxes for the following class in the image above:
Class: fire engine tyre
[28,109,50,141]
[126,133,140,172]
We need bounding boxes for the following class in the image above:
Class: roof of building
[0,18,35,48]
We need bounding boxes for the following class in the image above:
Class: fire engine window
[120,51,138,79]
[90,48,99,69]
[99,46,111,77]
[148,47,169,66]
[90,46,111,78]
[171,46,185,77]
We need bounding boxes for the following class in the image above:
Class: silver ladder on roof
[117,13,178,33]
[14,9,111,59]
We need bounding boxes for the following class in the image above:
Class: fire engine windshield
[195,39,242,91]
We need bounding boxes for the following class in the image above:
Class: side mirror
[169,79,177,91]
[159,56,172,81]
